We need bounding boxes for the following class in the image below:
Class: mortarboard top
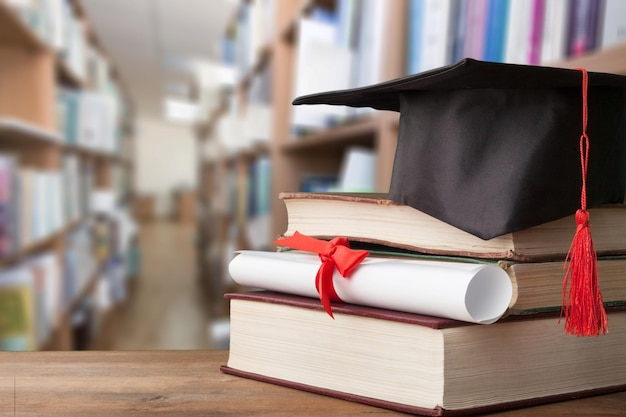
[292,58,626,240]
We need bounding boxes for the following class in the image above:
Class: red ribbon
[274,231,369,318]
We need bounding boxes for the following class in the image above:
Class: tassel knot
[575,209,589,230]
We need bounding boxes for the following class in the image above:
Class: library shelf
[0,0,46,50]
[0,0,136,352]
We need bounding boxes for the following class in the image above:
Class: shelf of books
[0,0,139,351]
[195,0,277,316]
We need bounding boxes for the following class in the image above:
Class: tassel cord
[561,68,608,336]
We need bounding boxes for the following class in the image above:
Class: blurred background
[0,0,624,351]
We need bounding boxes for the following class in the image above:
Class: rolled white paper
[228,251,513,324]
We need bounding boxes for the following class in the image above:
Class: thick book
[228,249,626,320]
[350,245,626,316]
[221,291,626,416]
[279,192,626,261]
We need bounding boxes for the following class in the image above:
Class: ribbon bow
[274,231,369,318]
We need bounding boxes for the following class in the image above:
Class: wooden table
[1,350,625,416]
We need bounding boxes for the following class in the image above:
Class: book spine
[450,0,468,63]
[600,0,626,49]
[504,0,533,64]
[420,0,454,71]
[528,0,546,65]
[463,0,488,59]
[483,0,510,62]
[566,0,603,57]
[540,0,568,63]
[405,0,424,74]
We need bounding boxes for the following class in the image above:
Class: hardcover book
[222,291,626,416]
[279,192,626,261]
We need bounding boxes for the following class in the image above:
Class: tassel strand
[561,68,608,336]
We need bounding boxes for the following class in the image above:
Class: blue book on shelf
[483,0,510,62]
[311,7,338,25]
[255,157,272,216]
[451,0,469,63]
[405,0,425,74]
[60,90,80,145]
[221,36,236,65]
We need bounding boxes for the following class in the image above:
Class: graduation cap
[292,58,626,336]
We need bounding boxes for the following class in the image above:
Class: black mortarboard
[292,58,626,240]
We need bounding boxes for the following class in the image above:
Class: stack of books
[222,192,626,415]
[221,58,626,415]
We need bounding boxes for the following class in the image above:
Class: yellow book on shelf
[0,270,36,351]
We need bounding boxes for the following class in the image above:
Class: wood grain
[0,352,14,417]
[7,350,626,416]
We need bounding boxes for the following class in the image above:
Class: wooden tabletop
[1,350,625,416]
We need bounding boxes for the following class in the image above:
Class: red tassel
[562,210,607,335]
[561,68,608,336]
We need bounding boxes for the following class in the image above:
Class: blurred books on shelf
[0,262,38,351]
[0,155,65,255]
[0,0,137,353]
[56,88,121,154]
[290,0,392,134]
[405,0,626,74]
[291,14,352,131]
[297,147,375,193]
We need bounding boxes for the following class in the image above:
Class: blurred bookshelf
[0,0,138,351]
[195,0,626,319]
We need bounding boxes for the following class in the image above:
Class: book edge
[226,291,626,327]
[220,365,626,416]
[279,191,395,205]
[219,365,445,416]
[226,291,466,329]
